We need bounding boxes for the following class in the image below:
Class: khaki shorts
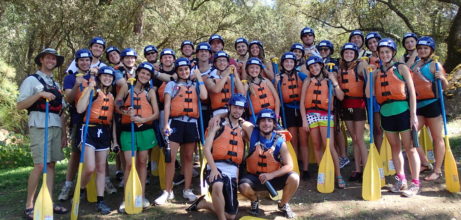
[29,127,64,164]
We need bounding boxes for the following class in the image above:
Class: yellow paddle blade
[317,139,335,193]
[372,144,385,187]
[157,148,166,190]
[269,190,283,201]
[308,136,316,164]
[34,173,53,220]
[420,126,435,163]
[151,147,160,176]
[86,172,97,202]
[71,163,84,220]
[286,141,300,174]
[198,143,212,201]
[239,216,266,220]
[125,157,143,214]
[362,143,381,201]
[444,136,460,193]
[380,136,395,176]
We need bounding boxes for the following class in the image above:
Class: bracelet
[198,81,205,85]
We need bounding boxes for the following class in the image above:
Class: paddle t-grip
[411,126,419,148]
[271,57,279,64]
[326,63,335,71]
[164,129,172,163]
[264,181,278,197]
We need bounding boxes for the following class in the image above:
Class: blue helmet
[175,57,191,70]
[417,36,436,51]
[209,34,224,45]
[349,30,365,43]
[281,52,297,63]
[196,42,212,53]
[378,38,397,51]
[249,40,264,49]
[213,51,230,61]
[144,45,158,55]
[300,27,315,38]
[340,43,359,59]
[290,43,305,57]
[136,62,155,74]
[228,93,247,107]
[160,48,176,59]
[181,40,194,50]
[234,37,249,49]
[246,57,264,69]
[120,48,138,58]
[306,56,323,68]
[316,40,334,54]
[98,66,115,77]
[365,32,382,49]
[89,37,106,48]
[402,33,418,46]
[257,108,277,124]
[75,48,93,61]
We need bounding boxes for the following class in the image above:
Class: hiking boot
[182,189,197,202]
[97,201,111,215]
[154,190,171,205]
[249,200,260,216]
[339,157,350,169]
[389,176,408,193]
[401,183,420,197]
[278,202,296,219]
[173,175,185,186]
[58,182,73,201]
[105,178,117,194]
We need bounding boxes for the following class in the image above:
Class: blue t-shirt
[416,61,438,109]
[63,73,93,124]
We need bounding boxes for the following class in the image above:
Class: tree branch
[190,0,211,11]
[437,0,461,6]
[376,0,416,33]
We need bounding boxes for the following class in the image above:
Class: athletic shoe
[105,178,117,194]
[401,183,420,197]
[278,202,296,219]
[58,183,73,201]
[143,197,151,208]
[118,202,125,213]
[97,201,111,215]
[154,190,171,205]
[389,176,408,193]
[168,190,175,200]
[249,200,260,216]
[339,157,350,169]
[173,175,185,186]
[115,170,124,181]
[182,189,197,202]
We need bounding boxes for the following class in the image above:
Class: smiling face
[247,64,261,78]
[90,44,104,59]
[214,57,229,71]
[210,40,224,53]
[404,38,417,51]
[122,56,136,68]
[39,54,58,71]
[292,49,303,60]
[108,51,120,65]
[161,55,175,68]
[229,105,245,119]
[250,44,260,57]
[308,63,322,76]
[77,57,91,71]
[350,35,363,48]
[258,118,275,135]
[367,38,379,52]
[417,45,432,59]
[145,51,157,63]
[301,34,315,46]
[181,45,194,57]
[236,43,248,56]
[318,47,331,58]
[197,50,211,62]
[99,73,114,87]
[136,68,152,84]
[176,65,190,80]
[282,59,295,71]
[342,50,356,62]
[378,47,394,63]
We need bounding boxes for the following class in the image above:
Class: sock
[397,173,406,181]
[97,196,104,203]
[411,179,420,185]
[65,181,73,187]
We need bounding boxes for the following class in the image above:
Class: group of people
[18,26,449,219]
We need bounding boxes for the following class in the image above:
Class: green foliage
[0,133,33,169]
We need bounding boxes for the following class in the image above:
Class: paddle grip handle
[265,181,278,197]
[164,134,172,163]
[411,126,419,148]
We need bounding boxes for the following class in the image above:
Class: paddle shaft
[196,81,205,145]
[273,62,287,129]
[43,100,49,173]
[368,69,374,144]
[79,89,95,163]
[326,69,334,139]
[435,63,448,135]
[247,90,257,124]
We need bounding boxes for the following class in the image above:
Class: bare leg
[96,150,109,196]
[181,142,195,190]
[280,173,300,206]
[136,150,149,197]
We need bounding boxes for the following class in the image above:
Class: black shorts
[381,110,410,132]
[71,123,82,153]
[417,100,441,118]
[340,107,366,121]
[284,107,302,128]
[205,169,238,215]
[168,119,199,144]
[239,172,296,191]
[80,124,112,151]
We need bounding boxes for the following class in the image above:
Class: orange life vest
[170,84,199,118]
[304,78,331,111]
[375,64,407,104]
[157,82,167,103]
[246,132,284,174]
[84,89,114,125]
[249,80,276,114]
[212,123,245,166]
[369,56,380,69]
[280,73,303,103]
[411,66,436,101]
[209,77,233,110]
[339,62,365,98]
[121,90,153,125]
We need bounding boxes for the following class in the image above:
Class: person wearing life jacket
[290,43,308,74]
[75,66,116,215]
[186,94,251,220]
[300,27,320,57]
[300,56,346,188]
[399,33,420,67]
[367,38,420,197]
[155,58,208,205]
[244,57,280,121]
[274,52,310,179]
[238,109,299,219]
[234,37,249,78]
[410,36,448,182]
[115,48,138,81]
[364,32,384,151]
[105,46,121,67]
[338,42,369,182]
[209,34,239,70]
[115,62,160,211]
[205,51,244,116]
[59,48,99,201]
[317,40,338,66]
[18,48,68,219]
[349,30,371,58]
[242,40,275,81]
[66,37,107,75]
[180,40,197,65]
[144,45,160,71]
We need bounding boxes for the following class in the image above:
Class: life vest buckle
[227,151,237,156]
[184,98,193,102]
[313,90,321,94]
[101,106,109,110]
[229,140,238,145]
[184,108,193,112]
[257,162,267,167]
[261,103,270,108]
[259,94,267,99]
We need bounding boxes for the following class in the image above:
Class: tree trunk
[444,7,461,73]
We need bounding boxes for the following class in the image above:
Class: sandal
[53,204,69,214]
[186,195,205,212]
[424,172,442,181]
[336,176,346,189]
[24,208,33,220]
[420,163,434,173]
